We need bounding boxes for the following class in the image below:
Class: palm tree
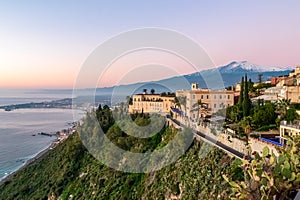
[241,116,252,139]
[192,100,208,122]
[150,89,155,94]
[192,100,200,122]
[173,97,180,109]
[276,98,291,118]
[172,96,187,116]
[126,96,133,105]
[177,96,187,115]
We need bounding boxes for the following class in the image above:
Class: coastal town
[128,65,300,159]
[2,1,300,199]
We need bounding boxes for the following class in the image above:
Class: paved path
[167,116,247,159]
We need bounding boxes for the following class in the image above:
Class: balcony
[280,120,300,130]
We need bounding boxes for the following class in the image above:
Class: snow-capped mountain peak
[218,61,292,73]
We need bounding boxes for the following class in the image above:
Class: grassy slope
[0,129,241,200]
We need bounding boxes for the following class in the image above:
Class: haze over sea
[0,89,84,180]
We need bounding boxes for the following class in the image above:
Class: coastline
[0,107,84,185]
[0,125,77,186]
[0,139,57,186]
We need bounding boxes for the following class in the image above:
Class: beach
[0,108,84,181]
[0,126,76,186]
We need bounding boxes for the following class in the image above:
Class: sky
[0,1,300,89]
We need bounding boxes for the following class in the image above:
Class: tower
[191,83,198,90]
[258,74,263,83]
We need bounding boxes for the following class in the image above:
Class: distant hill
[91,61,291,97]
[217,61,291,73]
[17,61,290,107]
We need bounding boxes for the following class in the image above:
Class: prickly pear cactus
[223,137,300,200]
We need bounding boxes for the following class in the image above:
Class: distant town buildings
[246,65,300,104]
[269,65,300,103]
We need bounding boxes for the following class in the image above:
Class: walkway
[167,116,247,159]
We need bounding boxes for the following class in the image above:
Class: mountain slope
[0,129,240,200]
[183,61,291,89]
[217,61,291,73]
[91,61,291,97]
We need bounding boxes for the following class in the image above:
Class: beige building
[277,65,300,87]
[176,83,234,120]
[288,66,300,77]
[235,83,241,92]
[274,65,300,103]
[282,86,300,103]
[128,93,175,114]
[279,121,300,144]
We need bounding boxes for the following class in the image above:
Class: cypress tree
[243,74,251,117]
[238,76,244,119]
[238,77,244,105]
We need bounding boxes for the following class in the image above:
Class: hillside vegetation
[0,107,241,200]
[1,105,298,199]
[0,132,242,200]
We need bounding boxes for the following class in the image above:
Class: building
[279,120,300,144]
[271,76,287,85]
[276,65,300,87]
[275,66,300,103]
[251,86,282,103]
[251,94,279,103]
[288,66,300,77]
[176,83,234,120]
[235,83,241,92]
[267,65,300,103]
[282,86,300,103]
[128,93,175,114]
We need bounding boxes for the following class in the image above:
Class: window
[214,95,216,99]
[228,95,230,99]
[134,98,136,101]
[192,94,196,99]
[201,95,204,99]
[214,104,217,108]
[220,95,222,99]
[207,95,209,99]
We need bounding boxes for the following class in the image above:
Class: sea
[0,89,85,181]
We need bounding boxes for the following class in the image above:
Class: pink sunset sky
[0,1,299,89]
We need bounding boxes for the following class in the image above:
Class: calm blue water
[0,109,84,180]
[0,91,84,181]
[0,89,71,106]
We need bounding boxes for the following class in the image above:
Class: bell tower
[191,83,198,90]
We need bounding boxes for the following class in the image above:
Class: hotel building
[128,93,175,114]
[176,83,235,119]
